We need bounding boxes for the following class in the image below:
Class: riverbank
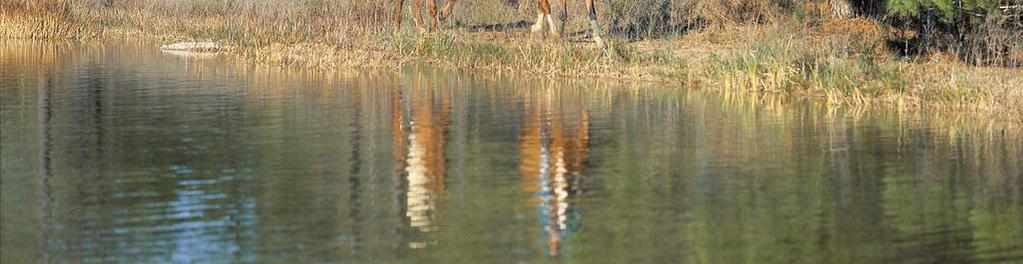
[2,4,1021,123]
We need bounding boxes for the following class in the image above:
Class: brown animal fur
[395,0,455,32]
[395,0,604,49]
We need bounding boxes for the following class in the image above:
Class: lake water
[2,41,1021,263]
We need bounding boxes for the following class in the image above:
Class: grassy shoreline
[2,4,1021,123]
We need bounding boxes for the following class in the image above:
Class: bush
[885,0,1021,65]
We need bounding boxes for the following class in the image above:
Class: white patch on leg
[546,14,559,37]
[531,12,545,34]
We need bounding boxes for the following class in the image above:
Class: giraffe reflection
[391,73,452,249]
[519,89,590,257]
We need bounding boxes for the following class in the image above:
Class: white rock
[160,49,218,59]
[160,42,221,52]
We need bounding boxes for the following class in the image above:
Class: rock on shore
[160,42,222,52]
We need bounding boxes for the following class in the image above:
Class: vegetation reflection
[1,41,1020,263]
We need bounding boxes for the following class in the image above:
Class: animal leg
[532,0,552,35]
[413,0,426,32]
[429,0,439,31]
[546,13,559,37]
[531,12,546,34]
[395,0,404,28]
[586,0,604,50]
[556,0,567,36]
[440,0,456,21]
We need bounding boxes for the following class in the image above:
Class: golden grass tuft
[0,9,93,40]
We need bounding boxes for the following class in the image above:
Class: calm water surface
[1,41,1021,263]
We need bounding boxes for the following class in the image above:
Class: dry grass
[0,0,94,39]
[711,24,1021,121]
[1,0,1021,123]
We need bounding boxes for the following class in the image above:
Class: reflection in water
[37,58,55,264]
[1,41,1021,263]
[519,89,590,257]
[393,73,452,249]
